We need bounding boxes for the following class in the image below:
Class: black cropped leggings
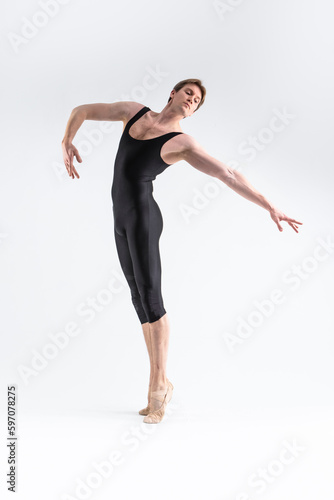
[113,199,166,324]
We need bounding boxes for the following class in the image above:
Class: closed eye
[186,91,200,103]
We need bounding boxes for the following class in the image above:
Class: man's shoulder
[175,133,199,152]
[121,101,147,121]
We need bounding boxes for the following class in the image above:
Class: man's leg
[141,314,170,400]
[148,312,170,412]
[141,321,153,405]
[125,204,171,413]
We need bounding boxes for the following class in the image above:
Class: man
[61,78,303,424]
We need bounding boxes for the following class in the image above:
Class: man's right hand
[61,140,82,179]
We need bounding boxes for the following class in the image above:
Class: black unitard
[111,106,183,324]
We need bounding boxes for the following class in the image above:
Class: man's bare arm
[61,101,135,179]
[181,136,303,232]
[62,101,133,143]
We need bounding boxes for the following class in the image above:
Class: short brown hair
[168,78,206,112]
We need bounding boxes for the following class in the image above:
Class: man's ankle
[151,378,167,390]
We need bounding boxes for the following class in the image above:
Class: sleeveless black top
[111,106,183,216]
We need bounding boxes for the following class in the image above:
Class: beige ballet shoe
[138,405,151,416]
[139,379,173,416]
[143,381,173,424]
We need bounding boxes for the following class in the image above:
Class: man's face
[171,84,202,117]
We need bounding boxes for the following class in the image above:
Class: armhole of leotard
[126,106,150,130]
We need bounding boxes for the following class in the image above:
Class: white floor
[2,402,334,500]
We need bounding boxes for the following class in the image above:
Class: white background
[1,0,333,499]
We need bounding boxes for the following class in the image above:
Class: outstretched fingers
[66,153,80,179]
[270,209,303,233]
[62,143,82,179]
[282,216,303,233]
[288,221,299,233]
